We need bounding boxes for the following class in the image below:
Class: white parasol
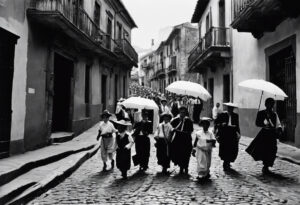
[238,79,288,109]
[121,97,159,110]
[165,81,212,101]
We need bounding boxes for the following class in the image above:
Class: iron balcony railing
[233,0,255,19]
[188,27,231,68]
[115,39,138,64]
[29,0,114,51]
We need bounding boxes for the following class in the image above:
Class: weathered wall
[0,0,28,154]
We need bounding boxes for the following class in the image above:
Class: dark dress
[116,133,131,172]
[170,117,194,169]
[171,102,179,117]
[132,120,152,169]
[246,110,279,167]
[216,112,240,163]
[193,99,203,123]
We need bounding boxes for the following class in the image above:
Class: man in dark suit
[215,103,241,171]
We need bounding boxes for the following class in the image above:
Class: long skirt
[134,135,150,168]
[217,127,239,162]
[100,137,116,162]
[116,147,131,172]
[193,104,202,123]
[246,128,278,167]
[155,138,170,168]
[196,148,212,177]
[170,133,192,168]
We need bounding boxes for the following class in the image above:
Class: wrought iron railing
[233,0,256,19]
[29,0,111,50]
[188,27,230,68]
[115,39,138,63]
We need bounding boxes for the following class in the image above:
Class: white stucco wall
[0,2,28,142]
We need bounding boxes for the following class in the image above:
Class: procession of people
[96,81,285,181]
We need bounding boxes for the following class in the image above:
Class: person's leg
[108,153,115,169]
[101,147,108,171]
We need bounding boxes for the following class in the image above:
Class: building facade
[188,0,233,117]
[140,22,198,94]
[0,0,138,158]
[231,0,300,147]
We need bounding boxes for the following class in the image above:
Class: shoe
[122,172,128,179]
[184,168,189,175]
[111,160,115,169]
[103,163,107,171]
[262,166,271,174]
[179,168,184,174]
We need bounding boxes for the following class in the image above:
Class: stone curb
[7,144,100,205]
[0,144,96,187]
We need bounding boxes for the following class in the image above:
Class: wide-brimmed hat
[161,112,173,120]
[223,102,239,108]
[101,110,112,117]
[114,119,132,127]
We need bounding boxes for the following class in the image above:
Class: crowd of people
[97,84,283,180]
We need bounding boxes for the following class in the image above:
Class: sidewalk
[0,123,100,204]
[240,136,300,165]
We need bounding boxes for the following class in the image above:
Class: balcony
[115,39,139,67]
[27,0,117,58]
[188,27,231,72]
[232,0,300,38]
[156,69,166,78]
[142,62,154,70]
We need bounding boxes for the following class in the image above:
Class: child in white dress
[193,117,216,180]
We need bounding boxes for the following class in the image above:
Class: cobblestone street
[29,128,300,205]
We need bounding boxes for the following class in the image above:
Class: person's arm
[256,111,265,128]
[193,137,198,148]
[125,135,135,149]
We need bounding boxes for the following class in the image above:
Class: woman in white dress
[193,118,216,180]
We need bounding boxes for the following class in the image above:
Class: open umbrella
[121,97,159,110]
[165,81,211,101]
[238,79,288,109]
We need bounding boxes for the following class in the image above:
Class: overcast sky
[123,0,198,50]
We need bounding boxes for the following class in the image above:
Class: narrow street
[29,127,300,205]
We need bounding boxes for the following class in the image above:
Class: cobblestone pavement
[29,128,300,205]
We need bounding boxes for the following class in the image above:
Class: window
[117,22,122,39]
[123,29,129,41]
[223,74,230,103]
[94,1,101,27]
[206,11,211,33]
[85,65,91,104]
[175,36,180,50]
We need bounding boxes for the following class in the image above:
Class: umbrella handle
[258,91,264,111]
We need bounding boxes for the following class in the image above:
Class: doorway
[115,74,118,108]
[52,53,73,132]
[101,75,107,110]
[269,46,296,142]
[0,28,18,158]
[223,74,230,103]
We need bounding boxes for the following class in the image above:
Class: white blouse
[195,130,215,150]
[155,122,173,139]
[99,121,118,134]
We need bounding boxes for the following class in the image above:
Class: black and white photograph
[0,0,300,204]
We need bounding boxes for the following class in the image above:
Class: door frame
[46,49,75,134]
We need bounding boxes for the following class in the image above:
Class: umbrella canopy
[165,81,211,101]
[121,97,159,110]
[238,79,288,100]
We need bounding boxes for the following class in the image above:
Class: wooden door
[0,29,18,158]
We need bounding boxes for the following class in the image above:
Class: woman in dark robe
[246,98,282,174]
[193,97,203,123]
[170,106,194,174]
[132,110,153,171]
[215,103,240,170]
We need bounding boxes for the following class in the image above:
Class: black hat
[101,110,112,118]
[179,106,188,112]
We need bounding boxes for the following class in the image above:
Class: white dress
[98,121,118,161]
[195,129,215,177]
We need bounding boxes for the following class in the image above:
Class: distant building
[140,22,199,93]
[0,0,138,158]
